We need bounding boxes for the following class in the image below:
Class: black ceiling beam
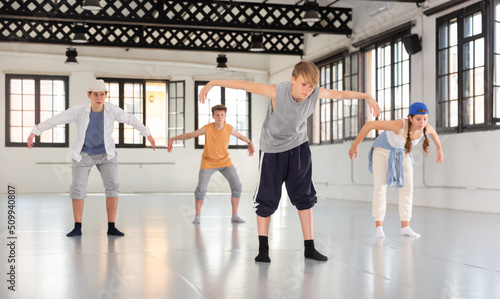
[0,17,304,55]
[0,0,352,35]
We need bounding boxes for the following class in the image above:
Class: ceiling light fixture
[82,0,102,11]
[216,54,228,70]
[65,48,79,64]
[72,23,88,43]
[250,33,265,52]
[302,0,320,25]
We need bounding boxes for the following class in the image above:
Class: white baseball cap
[87,79,107,92]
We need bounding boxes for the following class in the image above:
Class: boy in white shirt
[27,79,155,237]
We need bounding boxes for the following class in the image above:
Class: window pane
[146,82,168,147]
[438,24,448,49]
[10,111,22,126]
[464,97,473,125]
[11,79,22,94]
[450,73,459,100]
[495,87,500,117]
[464,42,473,69]
[475,38,484,67]
[463,70,472,98]
[475,67,484,95]
[10,127,22,143]
[450,21,458,46]
[475,96,484,124]
[495,22,500,53]
[473,13,482,36]
[23,95,35,111]
[450,100,458,127]
[40,80,52,95]
[449,46,458,73]
[439,76,449,101]
[439,50,448,75]
[464,15,473,38]
[41,95,53,111]
[23,79,35,95]
[11,95,22,110]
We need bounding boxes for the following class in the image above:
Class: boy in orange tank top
[167,105,255,224]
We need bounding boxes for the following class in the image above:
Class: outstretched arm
[27,107,77,149]
[349,120,403,160]
[167,127,206,152]
[231,128,255,157]
[425,124,444,164]
[198,80,276,104]
[319,88,380,118]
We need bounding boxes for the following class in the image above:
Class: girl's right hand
[349,145,358,161]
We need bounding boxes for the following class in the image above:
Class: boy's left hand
[248,142,255,157]
[147,135,156,150]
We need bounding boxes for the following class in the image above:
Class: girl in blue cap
[349,102,443,238]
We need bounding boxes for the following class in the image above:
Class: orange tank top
[200,123,233,169]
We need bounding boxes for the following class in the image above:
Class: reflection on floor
[1,193,500,299]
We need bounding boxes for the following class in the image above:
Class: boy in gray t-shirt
[199,61,380,263]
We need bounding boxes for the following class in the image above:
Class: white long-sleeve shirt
[31,102,150,162]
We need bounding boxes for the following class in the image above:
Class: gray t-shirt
[259,81,320,153]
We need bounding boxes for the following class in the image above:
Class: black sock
[107,222,124,236]
[304,240,327,261]
[255,236,271,263]
[66,222,82,237]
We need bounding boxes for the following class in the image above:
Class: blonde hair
[292,61,319,86]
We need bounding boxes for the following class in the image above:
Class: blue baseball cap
[408,102,428,115]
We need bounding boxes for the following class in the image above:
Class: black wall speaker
[402,34,422,55]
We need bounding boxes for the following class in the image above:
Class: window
[195,81,251,148]
[343,53,360,139]
[311,53,359,144]
[102,79,185,147]
[365,34,411,123]
[103,80,145,147]
[6,74,69,147]
[437,2,487,132]
[493,0,500,124]
[168,81,185,147]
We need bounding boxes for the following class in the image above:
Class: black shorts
[253,142,317,217]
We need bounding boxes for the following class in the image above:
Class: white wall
[0,43,270,194]
[270,0,500,214]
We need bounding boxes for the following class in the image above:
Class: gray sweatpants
[194,166,242,201]
[70,152,119,199]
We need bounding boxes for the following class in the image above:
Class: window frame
[5,74,69,148]
[436,1,493,133]
[168,80,186,148]
[311,52,361,145]
[493,0,500,124]
[363,29,411,123]
[194,81,252,149]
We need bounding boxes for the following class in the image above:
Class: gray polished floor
[1,193,499,299]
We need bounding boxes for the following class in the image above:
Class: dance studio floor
[1,193,499,299]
